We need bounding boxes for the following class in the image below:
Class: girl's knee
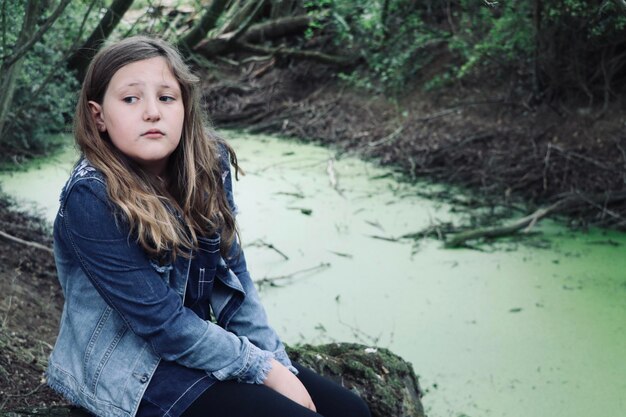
[339,391,371,417]
[353,395,372,417]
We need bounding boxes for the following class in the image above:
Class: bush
[325,0,626,103]
[0,1,90,160]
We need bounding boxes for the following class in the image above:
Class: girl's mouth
[142,129,164,138]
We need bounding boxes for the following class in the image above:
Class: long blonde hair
[75,36,239,258]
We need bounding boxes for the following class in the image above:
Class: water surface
[1,133,624,417]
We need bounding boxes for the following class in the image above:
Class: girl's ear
[88,101,107,132]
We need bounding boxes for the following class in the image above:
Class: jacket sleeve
[59,178,273,384]
[219,149,297,374]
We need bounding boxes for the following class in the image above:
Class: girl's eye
[160,96,176,102]
[123,96,138,104]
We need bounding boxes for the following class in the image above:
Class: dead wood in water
[444,201,563,247]
[247,238,290,260]
[443,191,626,247]
[256,262,331,288]
[326,158,344,196]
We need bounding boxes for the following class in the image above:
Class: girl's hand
[263,359,317,412]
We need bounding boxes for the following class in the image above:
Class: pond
[1,132,625,417]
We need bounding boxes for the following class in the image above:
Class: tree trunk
[532,0,542,98]
[381,0,391,39]
[194,15,311,58]
[66,0,135,81]
[241,15,310,43]
[0,0,41,142]
[270,0,300,19]
[0,0,71,69]
[177,0,229,53]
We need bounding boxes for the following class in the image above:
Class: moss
[286,343,425,417]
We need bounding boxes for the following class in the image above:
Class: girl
[47,36,371,417]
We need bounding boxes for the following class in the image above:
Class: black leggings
[181,363,371,417]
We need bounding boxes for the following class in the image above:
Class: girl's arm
[221,236,296,372]
[59,178,273,384]
[219,150,297,374]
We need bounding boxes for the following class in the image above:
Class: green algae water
[1,133,625,417]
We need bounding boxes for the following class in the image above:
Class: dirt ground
[0,58,625,412]
[0,199,66,410]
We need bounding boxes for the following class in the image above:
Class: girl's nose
[143,99,161,121]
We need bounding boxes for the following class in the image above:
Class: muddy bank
[0,198,64,409]
[202,60,626,230]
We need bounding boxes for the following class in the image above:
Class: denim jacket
[46,153,294,417]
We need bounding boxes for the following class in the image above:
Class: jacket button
[140,375,149,383]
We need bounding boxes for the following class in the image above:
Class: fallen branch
[326,158,343,196]
[256,262,331,287]
[444,190,626,247]
[240,15,311,43]
[548,143,622,173]
[367,125,404,148]
[444,201,563,248]
[247,239,289,260]
[0,230,53,255]
[236,42,358,67]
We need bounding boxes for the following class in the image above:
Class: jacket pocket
[82,306,128,396]
[187,235,220,308]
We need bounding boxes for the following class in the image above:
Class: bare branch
[220,0,265,35]
[1,0,71,69]
[178,0,229,51]
[236,42,358,67]
[0,230,53,255]
[67,0,135,79]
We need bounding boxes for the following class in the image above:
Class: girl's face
[89,57,185,176]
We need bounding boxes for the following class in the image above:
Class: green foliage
[313,0,449,94]
[451,2,534,79]
[320,0,626,101]
[6,39,79,154]
[0,0,92,158]
[445,0,626,100]
[0,0,203,161]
